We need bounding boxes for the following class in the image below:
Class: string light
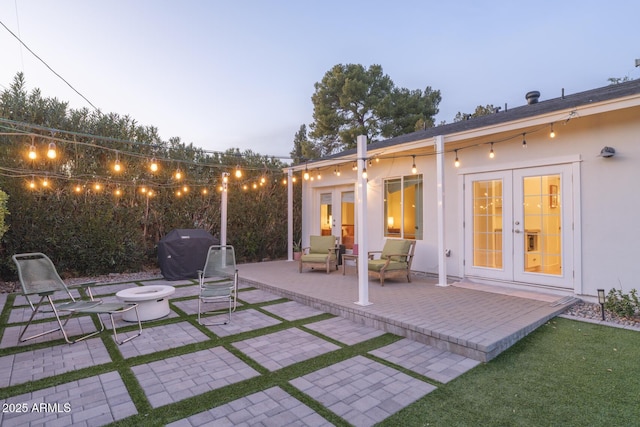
[411,155,417,174]
[46,141,57,159]
[74,184,82,193]
[28,136,37,160]
[94,183,101,191]
[362,167,368,179]
[303,165,310,180]
[549,123,556,138]
[489,142,495,159]
[174,168,182,180]
[113,151,122,172]
[149,157,159,172]
[114,188,122,196]
[522,133,527,148]
[235,165,242,178]
[454,150,460,168]
[29,176,36,189]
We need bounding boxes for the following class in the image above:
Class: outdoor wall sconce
[599,147,615,158]
[597,289,606,321]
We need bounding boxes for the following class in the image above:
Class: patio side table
[342,254,358,276]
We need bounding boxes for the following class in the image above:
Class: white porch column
[435,135,448,287]
[287,168,293,261]
[221,172,229,246]
[355,135,372,306]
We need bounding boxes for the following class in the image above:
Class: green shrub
[605,288,639,318]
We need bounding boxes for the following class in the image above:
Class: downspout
[435,135,449,287]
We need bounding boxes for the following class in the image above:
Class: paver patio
[0,260,574,426]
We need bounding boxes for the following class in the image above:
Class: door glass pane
[522,175,561,275]
[472,179,503,268]
[341,191,355,249]
[320,193,332,236]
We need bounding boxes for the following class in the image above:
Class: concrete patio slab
[131,346,260,408]
[117,321,210,359]
[304,316,386,345]
[233,327,341,372]
[0,371,136,427]
[291,355,436,427]
[167,386,334,427]
[370,338,481,384]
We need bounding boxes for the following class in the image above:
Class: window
[384,174,423,239]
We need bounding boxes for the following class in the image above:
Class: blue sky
[1,0,639,159]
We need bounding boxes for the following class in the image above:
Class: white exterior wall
[298,105,640,297]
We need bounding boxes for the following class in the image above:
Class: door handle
[514,229,522,234]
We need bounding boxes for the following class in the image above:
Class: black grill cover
[157,229,219,280]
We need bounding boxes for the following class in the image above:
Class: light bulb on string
[549,123,556,139]
[303,164,310,180]
[174,168,182,180]
[411,155,417,174]
[28,136,37,160]
[74,184,82,193]
[489,142,495,159]
[454,150,460,168]
[46,141,57,159]
[235,165,242,178]
[29,176,36,190]
[149,158,159,172]
[522,133,527,148]
[362,167,368,179]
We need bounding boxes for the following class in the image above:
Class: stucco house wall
[295,81,640,298]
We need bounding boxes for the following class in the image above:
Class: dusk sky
[2,0,639,159]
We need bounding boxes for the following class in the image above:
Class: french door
[318,186,355,249]
[464,165,574,289]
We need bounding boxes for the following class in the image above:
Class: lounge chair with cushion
[299,235,338,273]
[367,239,416,286]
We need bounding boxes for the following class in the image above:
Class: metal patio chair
[12,252,142,345]
[197,245,238,325]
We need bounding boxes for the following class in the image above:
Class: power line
[0,18,99,111]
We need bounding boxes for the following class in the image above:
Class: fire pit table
[116,285,175,321]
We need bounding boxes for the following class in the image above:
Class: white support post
[287,168,293,261]
[435,135,449,287]
[355,135,372,306]
[221,172,229,246]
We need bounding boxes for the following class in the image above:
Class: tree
[289,124,320,163]
[309,64,440,155]
[454,104,499,122]
[0,72,295,278]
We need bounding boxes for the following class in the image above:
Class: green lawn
[383,317,640,426]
